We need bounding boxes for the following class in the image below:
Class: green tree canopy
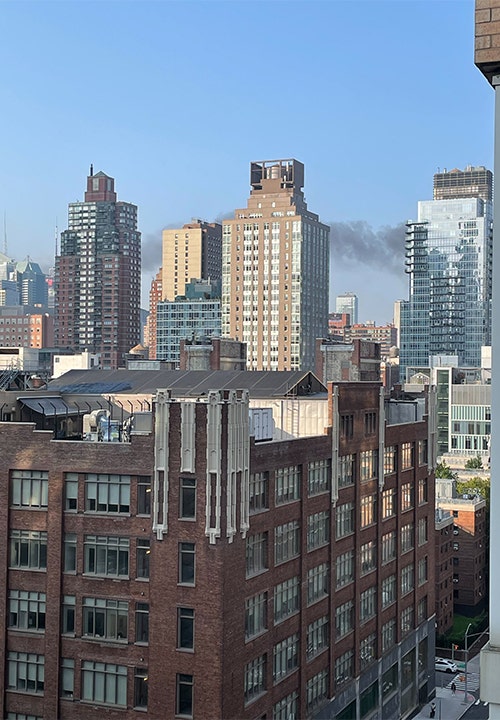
[435,461,458,480]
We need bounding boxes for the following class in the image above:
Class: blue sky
[0,0,493,322]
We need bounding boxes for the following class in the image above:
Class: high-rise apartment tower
[400,167,493,376]
[55,169,141,369]
[222,159,330,371]
[335,292,358,324]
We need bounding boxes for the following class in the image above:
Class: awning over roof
[18,397,80,417]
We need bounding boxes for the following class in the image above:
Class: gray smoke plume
[329,221,406,274]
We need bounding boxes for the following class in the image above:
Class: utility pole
[462,623,472,705]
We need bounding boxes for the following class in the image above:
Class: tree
[435,461,458,480]
[465,455,483,470]
[456,476,490,509]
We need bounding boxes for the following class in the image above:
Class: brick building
[434,509,454,636]
[0,307,54,349]
[0,376,436,719]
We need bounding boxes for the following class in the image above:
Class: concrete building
[54,168,141,370]
[15,259,48,307]
[0,373,436,719]
[315,338,381,384]
[52,350,100,379]
[179,337,247,371]
[161,221,222,302]
[433,165,493,202]
[335,292,359,325]
[222,159,329,371]
[400,168,493,376]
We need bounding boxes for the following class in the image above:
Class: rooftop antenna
[3,212,7,256]
[54,218,59,257]
[90,163,93,176]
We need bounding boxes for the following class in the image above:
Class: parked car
[435,658,458,673]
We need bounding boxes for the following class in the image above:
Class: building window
[360,586,377,623]
[418,596,428,624]
[401,564,415,596]
[308,459,330,496]
[384,446,397,475]
[245,593,267,639]
[136,538,150,579]
[360,494,377,527]
[64,533,76,573]
[275,466,300,505]
[360,450,378,481]
[249,472,268,514]
[418,517,428,545]
[178,542,195,585]
[382,487,396,519]
[134,668,148,709]
[335,650,354,688]
[137,477,152,515]
[82,597,128,641]
[401,606,414,635]
[273,634,299,682]
[306,669,328,712]
[418,439,428,465]
[65,473,78,511]
[340,414,354,438]
[275,521,300,564]
[306,616,328,660]
[10,470,48,509]
[10,530,47,570]
[418,556,428,586]
[336,502,355,538]
[135,602,149,644]
[307,511,329,551]
[85,474,130,514]
[382,531,396,564]
[336,550,354,588]
[401,442,414,470]
[401,482,414,512]
[360,541,376,575]
[7,652,44,694]
[364,411,377,435]
[382,619,396,652]
[62,595,75,634]
[177,607,195,649]
[179,478,196,519]
[401,523,414,553]
[273,691,298,720]
[244,655,266,704]
[81,661,127,707]
[418,477,428,504]
[360,633,376,669]
[381,575,396,608]
[307,563,329,604]
[274,576,299,623]
[336,600,354,639]
[60,658,74,699]
[84,536,129,578]
[338,454,355,487]
[8,590,46,631]
[246,533,268,577]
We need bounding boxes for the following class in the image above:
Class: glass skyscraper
[400,168,493,377]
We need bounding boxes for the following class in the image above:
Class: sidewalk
[412,653,481,720]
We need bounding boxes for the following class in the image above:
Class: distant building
[156,279,221,365]
[146,269,162,359]
[400,167,493,375]
[222,159,329,371]
[52,350,100,378]
[55,168,141,369]
[315,338,381,383]
[0,306,53,349]
[345,323,397,359]
[15,259,48,306]
[335,292,358,324]
[179,336,246,371]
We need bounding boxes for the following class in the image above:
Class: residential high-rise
[335,292,358,324]
[15,259,48,307]
[222,159,330,371]
[433,165,493,202]
[400,167,493,377]
[161,220,222,301]
[55,168,141,369]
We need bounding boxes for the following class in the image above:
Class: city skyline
[0,1,490,324]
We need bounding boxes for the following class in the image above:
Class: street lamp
[462,622,472,705]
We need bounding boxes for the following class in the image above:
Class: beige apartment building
[161,220,222,301]
[222,159,330,371]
